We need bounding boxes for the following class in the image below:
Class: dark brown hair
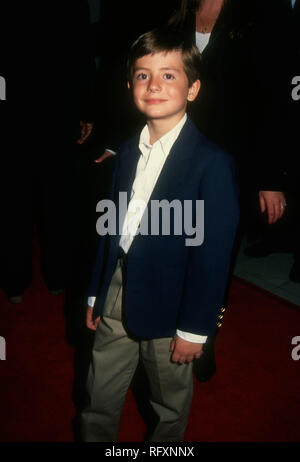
[127,27,202,87]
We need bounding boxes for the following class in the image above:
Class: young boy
[81,28,239,442]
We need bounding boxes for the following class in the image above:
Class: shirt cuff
[86,301,207,343]
[176,329,207,343]
[105,149,117,155]
[88,296,96,307]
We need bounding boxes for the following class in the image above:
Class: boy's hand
[170,335,203,364]
[86,305,101,331]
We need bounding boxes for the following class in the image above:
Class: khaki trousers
[81,260,193,442]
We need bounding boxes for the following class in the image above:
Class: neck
[147,114,184,145]
[199,0,224,14]
[147,120,171,145]
[196,0,224,33]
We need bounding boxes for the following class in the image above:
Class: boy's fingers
[86,319,95,330]
[172,354,193,364]
[169,339,175,352]
[86,315,96,330]
[171,351,183,363]
[171,337,204,363]
[86,317,101,331]
[93,316,101,329]
[172,353,200,364]
[86,306,101,331]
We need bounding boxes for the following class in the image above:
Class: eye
[164,73,175,80]
[136,73,148,81]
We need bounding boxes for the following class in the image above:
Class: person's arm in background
[77,121,94,145]
[74,0,97,146]
[250,0,290,224]
[94,149,117,163]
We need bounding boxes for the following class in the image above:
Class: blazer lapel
[149,118,201,201]
[114,136,141,242]
[117,135,141,199]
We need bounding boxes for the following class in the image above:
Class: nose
[148,75,161,92]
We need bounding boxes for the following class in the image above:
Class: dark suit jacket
[89,119,239,339]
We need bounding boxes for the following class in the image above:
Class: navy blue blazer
[89,118,239,339]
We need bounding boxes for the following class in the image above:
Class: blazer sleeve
[177,151,240,336]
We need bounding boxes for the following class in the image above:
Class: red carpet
[1,244,299,442]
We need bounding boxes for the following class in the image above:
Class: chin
[144,109,168,118]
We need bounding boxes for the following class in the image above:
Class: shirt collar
[139,113,187,159]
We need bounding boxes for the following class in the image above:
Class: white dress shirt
[195,31,211,53]
[89,113,207,343]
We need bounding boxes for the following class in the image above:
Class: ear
[187,79,201,102]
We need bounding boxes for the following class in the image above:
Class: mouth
[144,99,167,104]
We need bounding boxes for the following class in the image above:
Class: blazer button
[217,322,222,328]
[218,315,224,320]
[220,307,226,313]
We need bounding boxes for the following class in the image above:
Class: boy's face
[129,51,200,128]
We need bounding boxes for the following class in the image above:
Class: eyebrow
[134,66,181,72]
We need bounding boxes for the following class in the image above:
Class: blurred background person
[243,0,300,284]
[0,0,96,303]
